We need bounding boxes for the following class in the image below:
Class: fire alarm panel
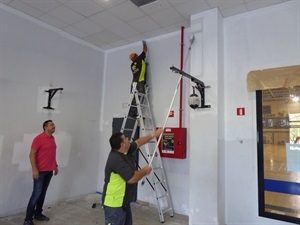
[158,127,187,159]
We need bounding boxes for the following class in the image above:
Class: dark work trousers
[24,171,53,221]
[104,204,133,225]
[128,82,146,118]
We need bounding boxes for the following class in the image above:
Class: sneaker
[23,220,34,225]
[34,214,50,221]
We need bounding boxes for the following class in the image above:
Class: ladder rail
[141,76,182,221]
[136,88,175,222]
[120,82,174,223]
[120,82,139,141]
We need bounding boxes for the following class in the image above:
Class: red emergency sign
[237,108,245,116]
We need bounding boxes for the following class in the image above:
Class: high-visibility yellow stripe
[104,172,126,207]
[138,60,146,82]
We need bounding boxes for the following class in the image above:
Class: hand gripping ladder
[120,82,174,223]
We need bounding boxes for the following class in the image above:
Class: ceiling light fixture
[130,0,158,7]
[292,96,299,102]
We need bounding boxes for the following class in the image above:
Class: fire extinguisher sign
[237,108,245,116]
[169,110,174,117]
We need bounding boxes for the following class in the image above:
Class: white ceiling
[0,0,291,50]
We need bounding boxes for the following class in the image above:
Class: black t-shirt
[130,52,147,83]
[102,142,138,207]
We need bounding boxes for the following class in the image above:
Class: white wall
[0,5,104,216]
[224,0,299,225]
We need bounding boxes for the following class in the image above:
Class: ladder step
[157,194,168,199]
[123,128,134,131]
[152,166,162,170]
[153,180,165,185]
[128,116,138,119]
[141,128,154,131]
[162,207,173,215]
[138,117,152,121]
[140,103,150,107]
[128,104,137,107]
[120,82,173,223]
[124,117,137,121]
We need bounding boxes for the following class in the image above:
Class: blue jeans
[25,171,53,221]
[104,204,132,225]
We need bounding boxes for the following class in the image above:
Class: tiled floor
[0,193,188,225]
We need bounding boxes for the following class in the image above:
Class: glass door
[257,86,300,224]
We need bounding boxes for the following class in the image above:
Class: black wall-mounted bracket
[170,66,211,108]
[43,88,63,110]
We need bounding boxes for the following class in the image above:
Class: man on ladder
[128,40,148,118]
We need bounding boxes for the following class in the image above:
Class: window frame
[256,90,300,224]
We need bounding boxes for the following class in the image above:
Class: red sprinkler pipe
[179,26,184,128]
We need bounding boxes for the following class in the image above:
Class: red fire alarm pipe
[179,26,184,128]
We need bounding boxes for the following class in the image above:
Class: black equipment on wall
[170,66,211,109]
[43,88,63,110]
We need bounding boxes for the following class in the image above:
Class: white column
[189,8,223,225]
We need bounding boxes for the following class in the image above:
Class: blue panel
[264,179,300,195]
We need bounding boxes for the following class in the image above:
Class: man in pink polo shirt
[23,120,58,225]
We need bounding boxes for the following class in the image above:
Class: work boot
[23,220,34,225]
[34,213,50,221]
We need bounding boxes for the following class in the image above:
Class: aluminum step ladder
[120,82,174,223]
